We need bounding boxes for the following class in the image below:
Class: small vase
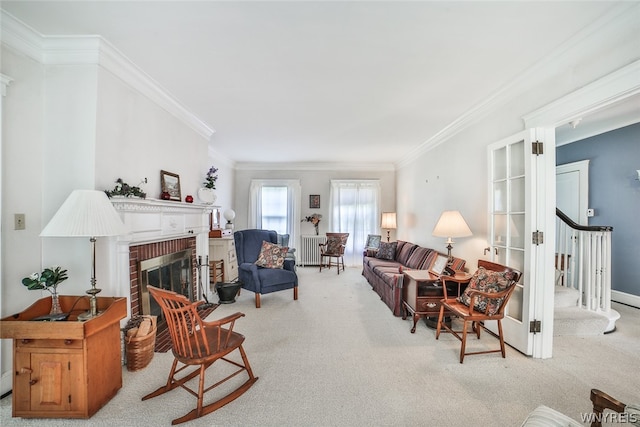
[197,187,217,205]
[50,290,62,315]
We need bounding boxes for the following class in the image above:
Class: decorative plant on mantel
[22,266,68,314]
[203,166,218,189]
[104,178,147,199]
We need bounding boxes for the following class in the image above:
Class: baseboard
[612,290,640,309]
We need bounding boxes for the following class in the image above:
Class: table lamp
[40,190,128,320]
[432,210,472,265]
[223,209,236,229]
[380,212,397,242]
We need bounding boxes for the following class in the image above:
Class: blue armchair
[234,229,298,308]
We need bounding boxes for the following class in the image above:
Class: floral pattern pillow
[255,240,288,269]
[325,236,343,254]
[376,241,397,261]
[457,267,517,315]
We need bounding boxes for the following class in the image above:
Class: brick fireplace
[107,198,213,352]
[129,238,196,352]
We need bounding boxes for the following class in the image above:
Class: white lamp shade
[432,210,472,239]
[40,190,128,237]
[381,212,397,229]
[223,209,236,222]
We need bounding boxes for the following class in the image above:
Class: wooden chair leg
[435,306,445,339]
[255,293,261,308]
[293,286,298,301]
[460,320,469,363]
[497,319,506,358]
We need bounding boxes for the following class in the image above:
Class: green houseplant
[22,266,68,314]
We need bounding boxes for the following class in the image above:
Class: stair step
[555,285,580,308]
[554,307,609,336]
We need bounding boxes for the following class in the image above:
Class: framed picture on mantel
[160,170,181,201]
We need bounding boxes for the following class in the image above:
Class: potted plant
[198,166,218,204]
[22,266,68,314]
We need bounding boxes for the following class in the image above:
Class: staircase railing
[555,208,613,313]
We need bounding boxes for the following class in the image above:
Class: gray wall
[556,123,640,296]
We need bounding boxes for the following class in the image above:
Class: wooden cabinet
[209,237,238,282]
[402,270,471,333]
[1,295,127,419]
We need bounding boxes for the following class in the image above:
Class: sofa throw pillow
[457,267,517,315]
[255,240,288,269]
[376,241,397,260]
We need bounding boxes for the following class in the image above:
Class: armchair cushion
[376,241,397,260]
[458,267,518,315]
[325,236,344,254]
[255,240,288,269]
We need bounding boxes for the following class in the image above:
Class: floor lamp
[432,210,472,265]
[41,190,128,320]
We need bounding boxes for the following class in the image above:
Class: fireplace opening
[139,249,193,320]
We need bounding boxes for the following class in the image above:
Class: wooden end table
[402,270,472,332]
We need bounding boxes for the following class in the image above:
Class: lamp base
[77,310,102,321]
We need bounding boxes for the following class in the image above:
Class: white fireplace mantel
[110,197,213,244]
[105,198,214,321]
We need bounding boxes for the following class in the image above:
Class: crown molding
[522,59,640,129]
[396,2,639,168]
[234,161,395,171]
[1,10,215,140]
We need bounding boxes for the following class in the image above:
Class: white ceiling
[1,1,629,165]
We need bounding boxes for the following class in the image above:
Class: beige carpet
[2,266,638,426]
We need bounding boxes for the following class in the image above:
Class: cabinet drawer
[16,338,83,349]
[416,297,442,314]
[228,249,237,262]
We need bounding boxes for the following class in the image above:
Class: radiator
[300,235,326,266]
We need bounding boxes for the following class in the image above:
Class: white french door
[487,128,555,358]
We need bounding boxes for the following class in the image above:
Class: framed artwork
[309,194,320,209]
[429,254,449,276]
[160,170,181,201]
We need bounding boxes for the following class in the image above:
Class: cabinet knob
[20,339,31,344]
[427,303,437,308]
[65,339,74,345]
[18,367,32,375]
[29,379,38,386]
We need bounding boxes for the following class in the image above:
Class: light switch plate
[15,213,26,230]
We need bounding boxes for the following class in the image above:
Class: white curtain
[329,180,381,267]
[249,179,301,251]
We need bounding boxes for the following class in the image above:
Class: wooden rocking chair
[142,286,258,425]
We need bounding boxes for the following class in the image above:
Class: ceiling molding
[1,9,215,140]
[396,2,638,169]
[522,59,640,129]
[234,162,396,172]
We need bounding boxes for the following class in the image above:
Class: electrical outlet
[14,213,26,230]
[587,208,595,217]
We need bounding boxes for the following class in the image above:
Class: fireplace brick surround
[129,238,196,352]
[108,198,212,353]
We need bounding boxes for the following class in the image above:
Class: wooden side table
[402,270,471,332]
[0,296,126,419]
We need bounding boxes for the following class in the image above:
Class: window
[249,179,301,249]
[329,180,381,266]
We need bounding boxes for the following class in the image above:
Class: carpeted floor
[2,266,639,426]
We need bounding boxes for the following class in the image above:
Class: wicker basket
[125,316,157,372]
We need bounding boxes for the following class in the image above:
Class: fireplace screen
[139,249,193,319]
